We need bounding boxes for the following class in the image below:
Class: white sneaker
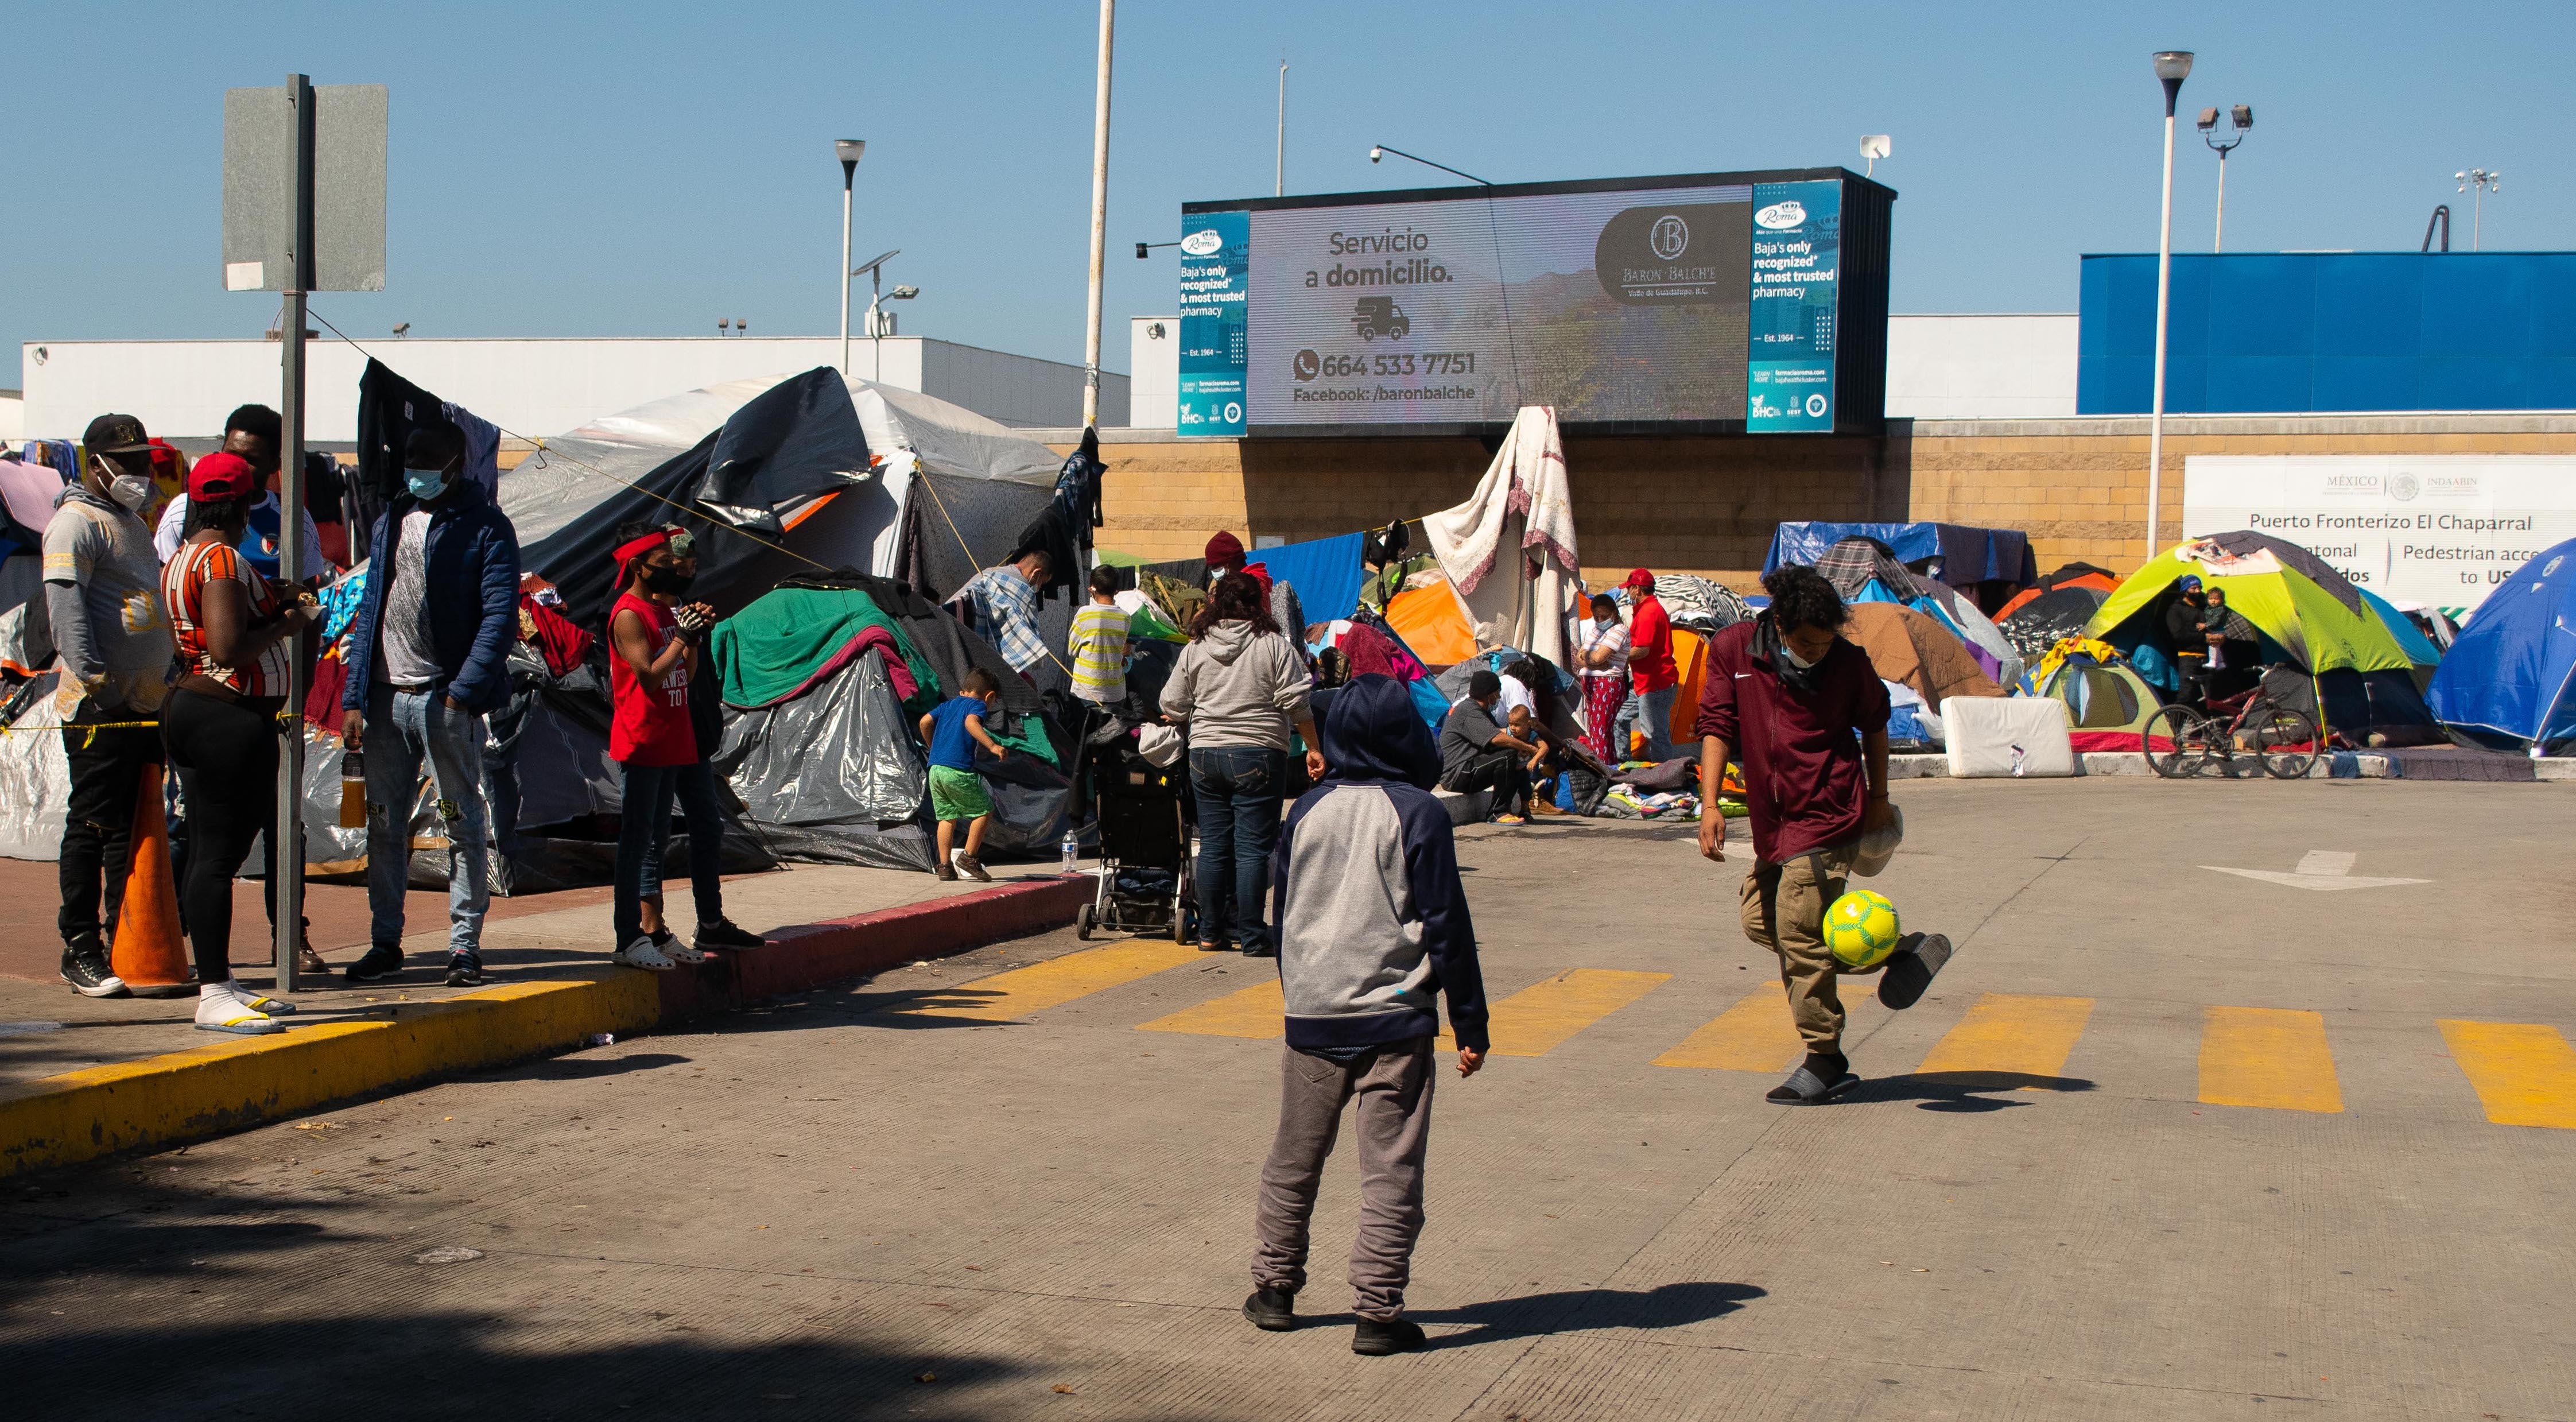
[614,936,678,971]
[194,982,285,1036]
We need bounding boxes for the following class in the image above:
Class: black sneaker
[1243,1287,1296,1332]
[443,955,484,987]
[1352,1318,1427,1355]
[696,920,766,951]
[346,944,405,983]
[60,936,128,999]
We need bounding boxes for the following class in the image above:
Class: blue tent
[1247,531,1365,626]
[1764,521,2038,592]
[2427,539,2576,753]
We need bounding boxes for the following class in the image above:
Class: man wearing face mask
[42,414,175,996]
[1694,565,1952,1106]
[337,421,521,987]
[152,405,326,580]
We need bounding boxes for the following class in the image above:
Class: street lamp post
[1368,144,1523,407]
[1083,0,1115,429]
[2147,50,2193,558]
[2457,169,2501,250]
[2198,103,2252,250]
[836,140,866,377]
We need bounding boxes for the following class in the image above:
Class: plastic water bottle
[1060,830,1080,874]
[2009,743,2028,778]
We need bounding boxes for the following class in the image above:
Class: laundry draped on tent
[1423,406,1579,671]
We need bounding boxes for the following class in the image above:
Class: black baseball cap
[82,413,152,455]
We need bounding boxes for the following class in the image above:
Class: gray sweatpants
[1251,1037,1436,1321]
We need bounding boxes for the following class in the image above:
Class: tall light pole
[2198,103,2251,250]
[2147,50,2193,557]
[1083,0,1115,429]
[2457,168,2501,250]
[835,139,866,377]
[1370,143,1524,407]
[1275,57,1288,196]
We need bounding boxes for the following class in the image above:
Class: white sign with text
[2183,454,2576,613]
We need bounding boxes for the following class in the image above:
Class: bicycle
[2143,683,2322,780]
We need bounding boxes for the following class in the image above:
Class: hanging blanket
[1422,406,1578,669]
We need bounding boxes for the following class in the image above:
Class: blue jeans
[630,759,728,939]
[1613,683,1679,764]
[1190,746,1284,954]
[365,682,490,958]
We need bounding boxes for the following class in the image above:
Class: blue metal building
[2078,252,2576,415]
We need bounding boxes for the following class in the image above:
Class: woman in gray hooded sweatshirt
[1162,572,1324,957]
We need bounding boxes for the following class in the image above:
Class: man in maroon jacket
[1695,565,1952,1104]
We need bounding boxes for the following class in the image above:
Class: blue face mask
[405,464,449,501]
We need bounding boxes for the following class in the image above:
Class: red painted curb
[653,875,1093,1020]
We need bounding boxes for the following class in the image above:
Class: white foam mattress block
[1942,696,2078,778]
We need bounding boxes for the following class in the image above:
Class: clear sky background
[7,1,2567,381]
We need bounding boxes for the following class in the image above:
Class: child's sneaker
[614,936,678,970]
[934,861,959,881]
[696,920,766,951]
[1491,812,1526,827]
[952,851,992,882]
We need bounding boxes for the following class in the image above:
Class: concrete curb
[0,875,1092,1180]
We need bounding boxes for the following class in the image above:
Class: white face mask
[1778,640,1819,671]
[105,467,154,512]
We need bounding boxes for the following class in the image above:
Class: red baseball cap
[187,451,256,503]
[1623,568,1656,591]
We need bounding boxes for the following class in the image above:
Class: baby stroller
[1076,738,1196,941]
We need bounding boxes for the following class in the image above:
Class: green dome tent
[2088,532,2442,746]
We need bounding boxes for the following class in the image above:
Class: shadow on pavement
[485,1051,693,1082]
[1293,1281,1766,1348]
[1849,1071,2097,1113]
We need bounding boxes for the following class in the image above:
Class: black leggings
[161,688,280,986]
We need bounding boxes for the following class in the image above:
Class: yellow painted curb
[0,970,661,1179]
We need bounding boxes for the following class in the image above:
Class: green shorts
[928,764,994,822]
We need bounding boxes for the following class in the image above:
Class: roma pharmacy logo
[1754,200,1806,230]
[1179,229,1224,257]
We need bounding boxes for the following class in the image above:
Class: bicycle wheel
[2144,705,2215,778]
[2250,706,2322,780]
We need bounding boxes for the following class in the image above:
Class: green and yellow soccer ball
[1824,889,1902,970]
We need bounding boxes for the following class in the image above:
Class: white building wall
[19,336,1126,441]
[1128,316,1180,429]
[0,392,22,443]
[1883,313,2078,420]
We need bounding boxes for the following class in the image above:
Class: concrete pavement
[4,777,2573,1420]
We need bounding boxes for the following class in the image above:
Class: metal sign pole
[276,72,313,994]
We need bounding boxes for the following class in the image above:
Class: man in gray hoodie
[1161,573,1323,956]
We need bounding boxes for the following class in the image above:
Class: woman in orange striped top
[160,453,319,1035]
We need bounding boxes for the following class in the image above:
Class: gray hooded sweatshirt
[1160,619,1312,751]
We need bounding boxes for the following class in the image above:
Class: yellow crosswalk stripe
[1917,993,2094,1084]
[1653,985,1805,1072]
[2198,1006,2344,1113]
[1438,968,1673,1057]
[900,940,1201,1021]
[2439,1020,2576,1129]
[1138,979,1286,1039]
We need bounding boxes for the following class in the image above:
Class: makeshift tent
[1648,573,1753,636]
[1810,536,2026,689]
[2035,648,2168,751]
[1766,521,2037,603]
[1424,406,1580,669]
[1996,563,2120,621]
[2088,532,2441,746]
[2000,584,2111,660]
[1245,532,1367,627]
[1383,575,1480,668]
[2426,538,2576,753]
[1844,603,2006,708]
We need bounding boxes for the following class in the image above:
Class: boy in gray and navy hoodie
[1242,672,1491,1356]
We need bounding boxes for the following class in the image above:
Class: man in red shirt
[1614,569,1680,762]
[1694,565,1952,1104]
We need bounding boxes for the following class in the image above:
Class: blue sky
[7,1,2567,376]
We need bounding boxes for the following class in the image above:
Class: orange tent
[1664,627,1708,750]
[1996,565,2120,621]
[1384,579,1480,668]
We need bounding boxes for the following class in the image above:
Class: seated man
[1438,670,1539,826]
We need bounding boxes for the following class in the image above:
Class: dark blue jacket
[1270,675,1488,1052]
[341,477,522,715]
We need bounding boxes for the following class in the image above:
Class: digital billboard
[1177,168,1890,437]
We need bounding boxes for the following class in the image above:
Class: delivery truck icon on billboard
[1351,296,1410,341]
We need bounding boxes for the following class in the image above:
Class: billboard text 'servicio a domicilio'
[1176,167,1891,438]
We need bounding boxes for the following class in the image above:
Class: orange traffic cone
[110,766,192,998]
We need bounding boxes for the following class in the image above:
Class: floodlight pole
[2147,52,2193,558]
[276,72,315,995]
[1082,0,1115,428]
[840,158,856,376]
[1276,57,1288,197]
